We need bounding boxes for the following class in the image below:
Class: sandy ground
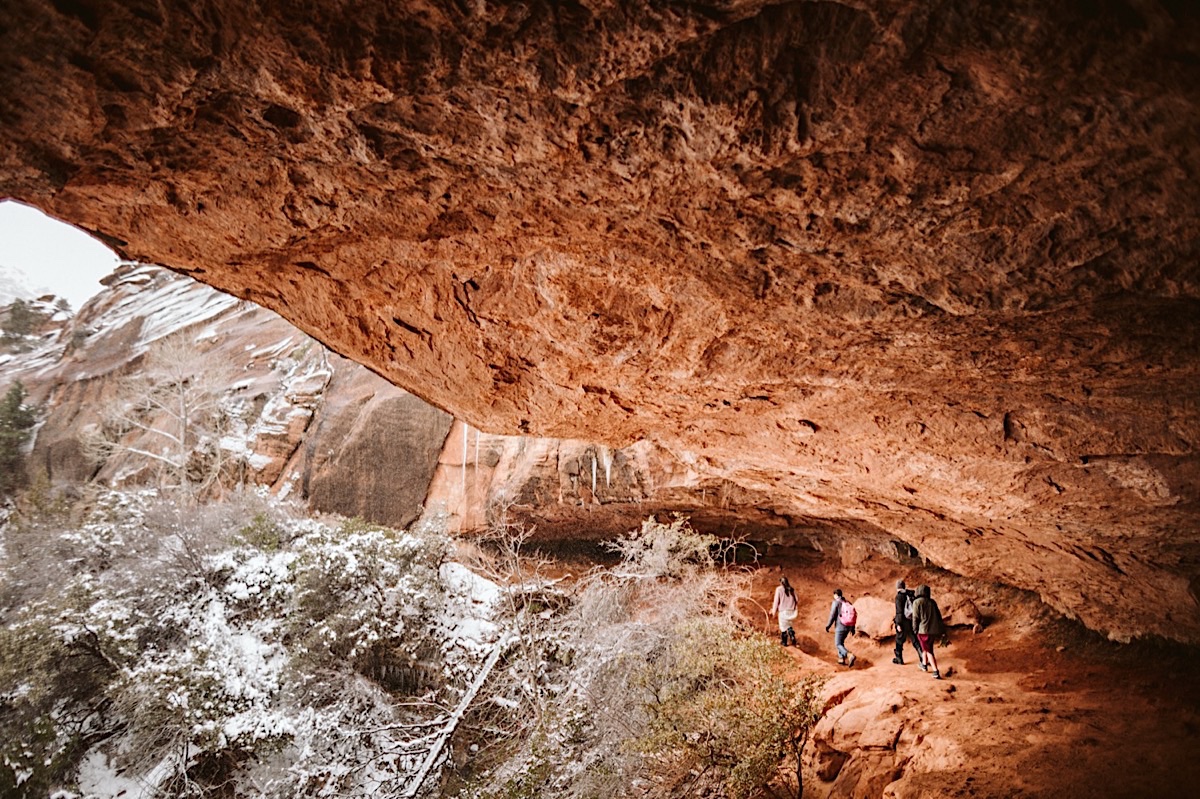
[748,546,1200,798]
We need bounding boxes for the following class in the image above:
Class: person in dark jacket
[910,584,944,679]
[824,588,857,667]
[893,579,923,666]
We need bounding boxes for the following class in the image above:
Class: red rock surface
[2,1,1199,642]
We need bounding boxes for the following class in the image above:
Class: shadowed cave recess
[1,0,1199,646]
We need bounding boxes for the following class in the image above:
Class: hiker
[771,577,799,647]
[893,579,922,666]
[911,584,945,679]
[824,588,857,667]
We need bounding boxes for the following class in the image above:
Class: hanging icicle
[591,451,597,497]
[603,446,612,487]
[461,422,469,501]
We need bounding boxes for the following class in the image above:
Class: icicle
[591,451,597,496]
[461,422,469,501]
[603,447,612,487]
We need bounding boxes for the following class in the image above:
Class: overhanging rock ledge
[1,0,1198,642]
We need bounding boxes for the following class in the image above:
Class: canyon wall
[1,1,1198,642]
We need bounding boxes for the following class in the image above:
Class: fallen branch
[401,631,515,799]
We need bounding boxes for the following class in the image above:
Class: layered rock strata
[1,1,1199,641]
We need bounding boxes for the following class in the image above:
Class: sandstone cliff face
[5,269,772,539]
[3,266,454,530]
[1,1,1198,641]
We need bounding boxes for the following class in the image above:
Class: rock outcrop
[1,1,1198,642]
[3,266,454,530]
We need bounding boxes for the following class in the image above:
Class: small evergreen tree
[3,298,34,334]
[0,381,37,496]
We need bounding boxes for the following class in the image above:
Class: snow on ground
[71,751,151,799]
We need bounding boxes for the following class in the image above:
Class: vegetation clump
[453,516,826,799]
[0,491,484,798]
[0,381,36,497]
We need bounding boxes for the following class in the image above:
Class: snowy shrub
[289,522,448,674]
[0,584,127,797]
[604,515,724,578]
[0,489,498,798]
[452,516,825,799]
[237,511,286,550]
[109,597,292,774]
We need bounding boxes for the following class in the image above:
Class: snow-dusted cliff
[3,266,771,538]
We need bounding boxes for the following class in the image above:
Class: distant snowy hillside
[0,263,50,305]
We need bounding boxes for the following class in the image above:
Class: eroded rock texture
[2,0,1199,642]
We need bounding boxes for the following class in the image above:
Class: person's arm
[825,599,839,631]
[771,587,780,615]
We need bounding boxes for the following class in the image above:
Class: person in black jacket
[892,579,923,666]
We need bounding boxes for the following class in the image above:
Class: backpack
[903,594,914,619]
[838,600,857,627]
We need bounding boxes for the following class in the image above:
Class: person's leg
[788,627,797,646]
[893,623,904,663]
[908,623,924,666]
[926,639,941,678]
[837,626,855,666]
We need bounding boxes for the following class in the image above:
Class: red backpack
[838,600,857,627]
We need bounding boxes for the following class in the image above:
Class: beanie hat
[896,579,907,589]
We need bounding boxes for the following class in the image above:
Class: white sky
[0,200,120,309]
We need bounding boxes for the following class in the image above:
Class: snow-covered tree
[82,336,234,495]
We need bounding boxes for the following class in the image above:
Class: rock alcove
[1,0,1198,643]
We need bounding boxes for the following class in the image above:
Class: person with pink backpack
[824,588,858,667]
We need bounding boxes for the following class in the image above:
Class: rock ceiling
[2,0,1198,642]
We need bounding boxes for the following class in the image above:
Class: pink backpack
[838,600,857,627]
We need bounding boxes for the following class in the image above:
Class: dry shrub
[454,516,824,799]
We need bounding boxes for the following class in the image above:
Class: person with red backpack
[824,588,857,667]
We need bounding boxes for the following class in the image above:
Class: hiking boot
[933,671,942,680]
[837,656,845,665]
[781,632,788,647]
[847,654,856,668]
[788,628,797,647]
[920,662,929,672]
[892,657,903,665]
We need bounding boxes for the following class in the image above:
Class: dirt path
[750,552,1200,798]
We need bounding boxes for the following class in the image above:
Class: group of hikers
[770,577,947,680]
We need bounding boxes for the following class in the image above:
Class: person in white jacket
[771,576,799,647]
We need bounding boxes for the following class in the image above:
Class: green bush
[288,525,448,675]
[239,511,285,550]
[636,619,826,799]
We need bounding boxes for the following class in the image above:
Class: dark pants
[834,626,852,659]
[895,620,922,661]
